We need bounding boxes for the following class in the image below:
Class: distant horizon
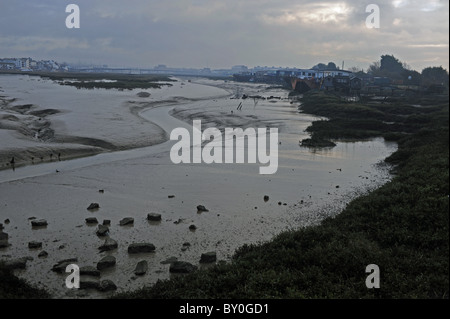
[2,54,448,74]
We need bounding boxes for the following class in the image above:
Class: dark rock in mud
[80,278,100,290]
[96,225,109,237]
[97,256,116,271]
[169,261,198,274]
[264,195,270,202]
[128,243,156,254]
[38,251,48,258]
[189,224,197,231]
[119,217,134,226]
[80,266,101,277]
[99,238,118,252]
[200,251,217,264]
[52,258,78,273]
[147,213,162,222]
[161,257,178,265]
[3,257,29,270]
[85,217,99,224]
[87,203,100,210]
[28,241,42,249]
[102,220,111,226]
[31,219,48,227]
[0,232,8,241]
[99,280,117,292]
[197,205,209,212]
[134,260,148,276]
[0,240,9,248]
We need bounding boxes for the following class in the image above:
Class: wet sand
[0,75,397,298]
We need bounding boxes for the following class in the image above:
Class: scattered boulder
[264,195,270,202]
[85,217,98,224]
[99,238,118,252]
[0,240,9,248]
[147,213,162,222]
[96,225,109,237]
[0,231,8,241]
[28,241,42,249]
[4,219,10,224]
[189,224,197,231]
[38,251,48,258]
[119,217,134,226]
[200,251,217,264]
[160,257,178,265]
[97,256,116,271]
[31,219,48,227]
[51,258,78,273]
[80,278,100,290]
[103,220,111,226]
[99,280,117,292]
[169,261,198,274]
[87,203,100,210]
[80,266,101,277]
[3,257,29,270]
[197,205,209,212]
[0,223,3,230]
[128,243,156,254]
[134,260,148,276]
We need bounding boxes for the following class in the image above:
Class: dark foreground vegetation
[0,262,50,299]
[0,90,448,299]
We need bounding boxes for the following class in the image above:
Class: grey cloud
[0,0,448,71]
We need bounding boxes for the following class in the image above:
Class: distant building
[231,65,248,73]
[0,60,15,70]
[0,57,63,72]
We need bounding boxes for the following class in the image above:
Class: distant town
[0,56,289,77]
[1,56,448,97]
[0,57,68,72]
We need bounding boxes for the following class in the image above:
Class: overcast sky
[0,0,448,71]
